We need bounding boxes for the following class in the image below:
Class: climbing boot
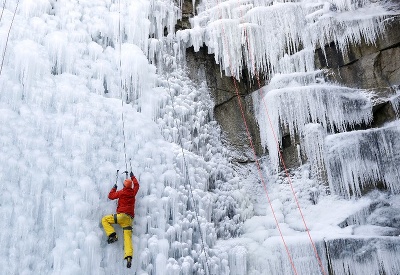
[126,256,132,268]
[107,232,118,244]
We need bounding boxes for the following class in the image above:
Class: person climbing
[101,171,140,268]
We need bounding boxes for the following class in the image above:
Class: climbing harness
[0,0,19,76]
[166,73,212,275]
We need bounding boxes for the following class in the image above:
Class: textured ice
[1,0,400,274]
[325,120,400,197]
[390,89,400,117]
[253,71,373,170]
[301,123,327,178]
[178,0,397,79]
[326,237,400,275]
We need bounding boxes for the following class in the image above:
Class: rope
[241,16,327,275]
[213,1,300,274]
[166,74,211,275]
[0,0,19,76]
[232,79,299,275]
[117,0,128,172]
[0,0,7,22]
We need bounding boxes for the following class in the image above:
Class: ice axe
[115,170,119,185]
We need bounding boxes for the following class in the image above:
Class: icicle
[119,43,156,104]
[12,39,50,91]
[44,31,75,74]
[326,237,400,275]
[325,120,400,197]
[178,0,394,79]
[19,0,51,18]
[301,123,327,178]
[228,246,247,275]
[390,89,400,117]
[255,72,373,170]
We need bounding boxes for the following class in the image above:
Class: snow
[0,0,400,274]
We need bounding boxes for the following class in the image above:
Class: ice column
[255,71,373,171]
[301,123,327,179]
[325,121,400,197]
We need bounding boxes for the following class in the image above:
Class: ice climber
[101,171,140,268]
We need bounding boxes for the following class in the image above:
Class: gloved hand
[113,184,117,189]
[130,171,134,177]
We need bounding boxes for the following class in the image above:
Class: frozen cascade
[177,0,397,79]
[301,123,327,179]
[390,88,400,116]
[0,0,252,274]
[253,71,373,171]
[326,237,400,275]
[1,0,400,274]
[325,120,400,198]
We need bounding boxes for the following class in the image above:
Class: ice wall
[390,88,400,117]
[178,0,400,272]
[325,120,400,198]
[1,0,400,274]
[0,0,251,274]
[180,0,397,177]
[253,71,373,170]
[177,0,397,79]
[326,237,400,275]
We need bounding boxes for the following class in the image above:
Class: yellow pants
[101,213,133,259]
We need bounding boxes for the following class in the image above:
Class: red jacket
[108,176,140,218]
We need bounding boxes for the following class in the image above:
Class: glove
[130,171,134,177]
[113,184,117,189]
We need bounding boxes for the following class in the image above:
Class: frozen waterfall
[0,0,400,274]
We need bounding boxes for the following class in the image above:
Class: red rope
[214,3,299,275]
[241,19,328,275]
[210,0,328,273]
[231,76,299,275]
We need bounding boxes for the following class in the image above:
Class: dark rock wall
[182,11,400,171]
[186,46,265,163]
[316,19,400,128]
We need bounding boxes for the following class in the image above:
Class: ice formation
[390,88,400,116]
[177,0,397,79]
[325,120,400,198]
[253,71,373,171]
[0,0,400,274]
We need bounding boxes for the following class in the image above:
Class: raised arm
[108,184,119,200]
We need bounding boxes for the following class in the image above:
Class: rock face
[179,6,400,274]
[316,19,400,128]
[186,46,265,162]
[185,17,400,172]
[179,5,400,274]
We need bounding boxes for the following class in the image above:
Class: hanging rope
[241,22,328,275]
[212,2,300,275]
[232,80,299,275]
[117,0,128,173]
[166,73,212,275]
[0,0,19,76]
[0,0,7,23]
